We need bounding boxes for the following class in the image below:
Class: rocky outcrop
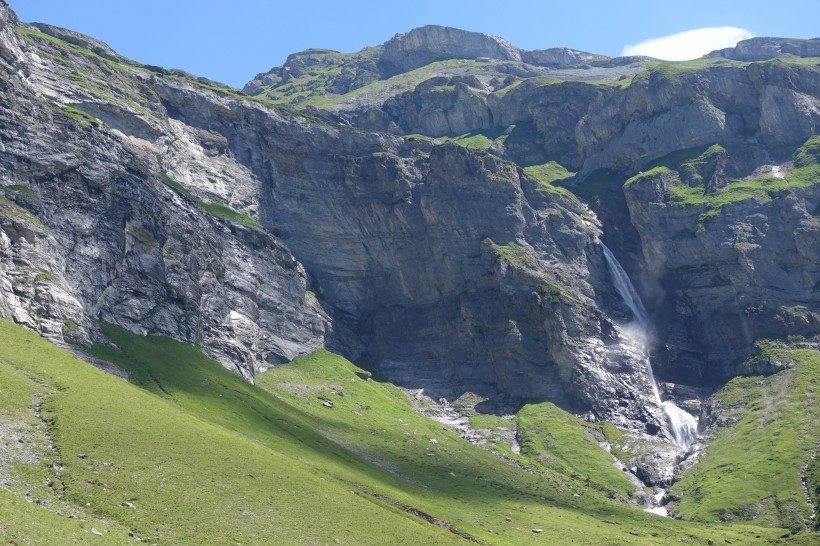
[576,61,820,174]
[244,48,381,98]
[0,1,24,72]
[0,14,328,379]
[257,39,819,181]
[378,75,495,136]
[623,145,820,384]
[710,37,820,62]
[243,25,612,110]
[379,25,521,75]
[521,48,601,67]
[29,22,120,62]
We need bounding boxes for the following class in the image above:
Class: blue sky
[8,1,818,88]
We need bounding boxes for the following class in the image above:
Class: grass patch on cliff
[523,161,577,197]
[523,161,574,185]
[404,124,538,155]
[631,57,748,84]
[670,164,820,230]
[669,347,820,534]
[154,171,195,200]
[793,135,820,167]
[154,171,263,229]
[2,184,39,200]
[0,195,43,225]
[59,105,105,127]
[199,200,263,229]
[451,130,495,150]
[488,240,536,268]
[629,138,820,230]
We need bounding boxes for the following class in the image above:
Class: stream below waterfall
[601,242,699,449]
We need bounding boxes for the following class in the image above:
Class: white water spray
[601,242,698,449]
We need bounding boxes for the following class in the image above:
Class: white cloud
[621,27,754,61]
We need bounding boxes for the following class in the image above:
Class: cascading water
[600,242,698,449]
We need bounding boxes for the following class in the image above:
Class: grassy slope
[253,58,509,109]
[516,402,634,499]
[669,348,820,533]
[0,319,808,544]
[254,350,796,545]
[0,320,461,545]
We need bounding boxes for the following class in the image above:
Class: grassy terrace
[625,137,820,230]
[59,105,105,127]
[631,57,749,81]
[523,160,577,197]
[0,194,43,225]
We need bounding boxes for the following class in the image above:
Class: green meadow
[0,319,815,543]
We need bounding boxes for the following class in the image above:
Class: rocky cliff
[0,0,818,452]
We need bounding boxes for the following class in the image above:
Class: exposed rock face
[29,22,120,62]
[154,75,670,432]
[256,40,819,180]
[576,62,820,174]
[245,48,381,98]
[378,75,495,136]
[0,1,23,71]
[623,154,820,384]
[521,48,600,67]
[379,25,522,75]
[0,13,328,379]
[711,37,820,62]
[244,24,609,107]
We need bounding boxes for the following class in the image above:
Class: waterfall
[600,244,649,328]
[600,242,698,449]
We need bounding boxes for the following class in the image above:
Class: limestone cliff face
[576,61,820,174]
[623,148,820,384]
[379,25,522,75]
[155,75,667,432]
[0,4,676,438]
[329,56,819,175]
[0,7,328,379]
[0,0,818,445]
[710,37,820,62]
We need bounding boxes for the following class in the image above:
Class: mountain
[0,0,818,542]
